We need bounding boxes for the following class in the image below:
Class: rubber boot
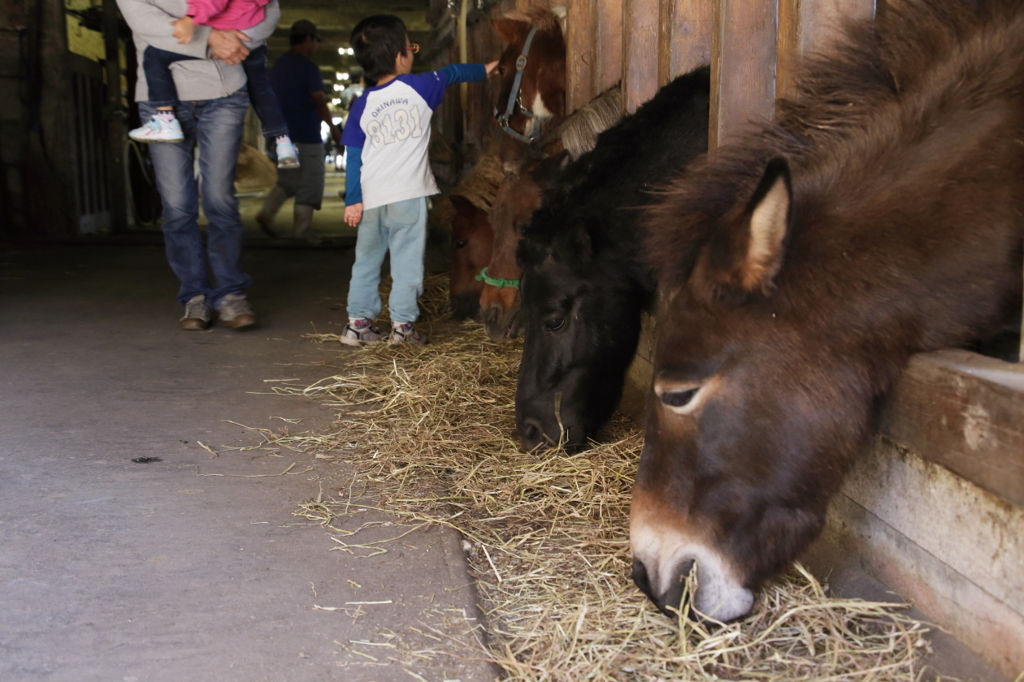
[256,186,287,238]
[293,203,315,240]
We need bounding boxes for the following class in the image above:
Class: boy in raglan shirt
[341,14,497,346]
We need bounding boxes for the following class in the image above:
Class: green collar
[475,267,520,290]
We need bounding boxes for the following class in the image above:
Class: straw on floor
[281,274,937,682]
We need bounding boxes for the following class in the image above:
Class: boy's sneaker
[341,318,383,347]
[276,139,300,168]
[217,293,257,330]
[390,322,428,345]
[129,116,184,143]
[180,294,212,331]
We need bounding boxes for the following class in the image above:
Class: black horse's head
[514,206,647,452]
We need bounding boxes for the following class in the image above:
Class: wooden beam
[622,0,659,112]
[566,0,597,113]
[879,350,1024,508]
[657,0,712,87]
[594,0,623,93]
[709,0,778,149]
[777,0,874,100]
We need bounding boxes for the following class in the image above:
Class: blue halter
[497,26,541,144]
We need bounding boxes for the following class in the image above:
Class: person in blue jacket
[341,14,497,346]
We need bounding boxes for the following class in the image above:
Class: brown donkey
[632,0,1024,621]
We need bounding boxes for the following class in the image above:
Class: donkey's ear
[737,158,792,292]
[696,158,792,301]
[492,19,528,45]
[449,194,473,215]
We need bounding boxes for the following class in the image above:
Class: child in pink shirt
[129,0,299,169]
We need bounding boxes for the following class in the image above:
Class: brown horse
[444,145,508,319]
[492,6,566,142]
[480,85,625,340]
[479,151,564,339]
[449,195,495,319]
[631,0,1024,621]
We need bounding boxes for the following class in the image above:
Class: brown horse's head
[448,194,494,320]
[481,150,567,340]
[632,0,1024,621]
[493,7,566,141]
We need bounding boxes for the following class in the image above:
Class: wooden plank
[594,0,623,93]
[879,349,1024,508]
[709,0,778,149]
[621,0,659,112]
[566,0,597,113]
[658,0,712,86]
[777,0,874,99]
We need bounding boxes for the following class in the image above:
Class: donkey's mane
[646,0,1024,286]
[452,145,507,213]
[556,84,624,161]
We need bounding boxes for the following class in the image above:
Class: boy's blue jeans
[141,90,252,308]
[142,44,288,138]
[347,197,428,324]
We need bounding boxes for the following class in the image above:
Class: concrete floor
[0,173,1013,682]
[0,179,497,682]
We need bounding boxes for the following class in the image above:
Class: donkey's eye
[662,389,697,408]
[654,380,707,415]
[455,240,469,249]
[543,316,565,332]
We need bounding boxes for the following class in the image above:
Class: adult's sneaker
[218,293,257,329]
[129,116,184,143]
[340,318,383,347]
[390,322,428,345]
[180,294,212,331]
[276,139,300,168]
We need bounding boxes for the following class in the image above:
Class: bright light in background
[332,117,343,125]
[335,72,343,80]
[333,84,343,91]
[331,98,341,106]
[338,47,355,55]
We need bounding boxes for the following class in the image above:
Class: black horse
[515,66,710,452]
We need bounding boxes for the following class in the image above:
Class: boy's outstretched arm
[439,63,489,86]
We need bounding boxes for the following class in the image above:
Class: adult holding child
[118,0,281,330]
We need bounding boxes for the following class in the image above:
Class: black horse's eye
[543,317,565,332]
[454,240,468,249]
[662,388,698,408]
[498,66,506,76]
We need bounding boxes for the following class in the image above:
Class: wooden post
[566,0,597,113]
[657,0,712,86]
[103,0,127,231]
[622,0,659,113]
[593,0,623,94]
[777,0,875,100]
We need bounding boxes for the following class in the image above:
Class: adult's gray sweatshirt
[116,0,281,103]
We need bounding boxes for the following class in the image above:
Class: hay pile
[285,275,936,681]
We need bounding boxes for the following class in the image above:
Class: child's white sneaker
[341,318,383,347]
[129,116,184,143]
[390,322,428,345]
[276,138,300,168]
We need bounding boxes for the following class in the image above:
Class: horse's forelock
[501,6,565,35]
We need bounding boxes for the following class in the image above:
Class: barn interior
[1,0,1022,681]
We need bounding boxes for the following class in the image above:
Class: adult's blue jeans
[141,89,251,308]
[347,197,428,324]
